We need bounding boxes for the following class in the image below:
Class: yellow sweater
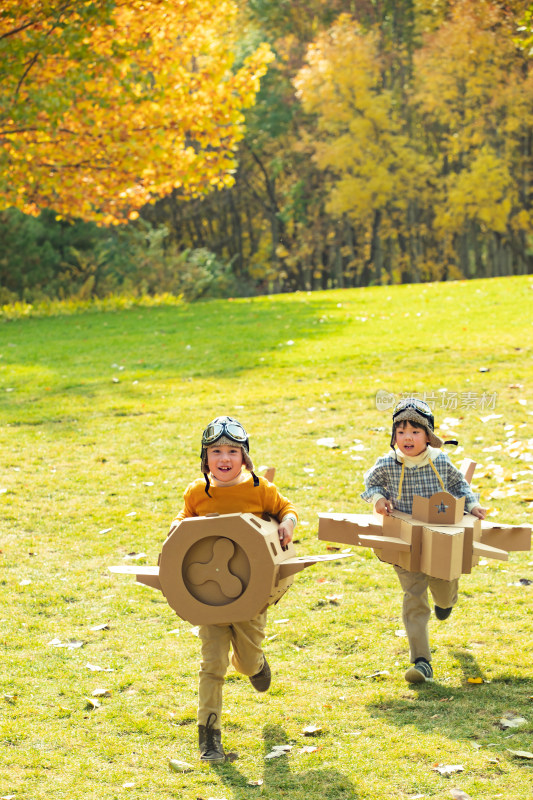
[172,473,298,525]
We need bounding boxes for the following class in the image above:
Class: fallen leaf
[325,595,342,605]
[247,779,263,786]
[467,677,484,684]
[300,745,318,754]
[86,697,101,710]
[450,789,472,800]
[49,639,85,649]
[3,694,16,704]
[507,749,533,759]
[92,688,111,697]
[89,622,110,631]
[86,663,114,672]
[302,724,322,736]
[432,764,464,776]
[168,758,194,773]
[365,670,390,680]
[497,712,527,729]
[316,437,339,448]
[265,744,293,759]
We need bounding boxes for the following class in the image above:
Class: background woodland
[1,0,532,302]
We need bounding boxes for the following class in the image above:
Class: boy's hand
[470,505,487,520]
[375,498,394,516]
[278,519,294,547]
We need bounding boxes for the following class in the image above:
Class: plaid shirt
[361,451,479,514]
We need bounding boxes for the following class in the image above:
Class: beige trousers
[394,566,458,663]
[197,610,267,727]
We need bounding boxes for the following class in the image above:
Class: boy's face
[207,444,244,483]
[394,421,429,457]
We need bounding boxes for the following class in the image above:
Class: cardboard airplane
[110,512,350,625]
[318,460,531,581]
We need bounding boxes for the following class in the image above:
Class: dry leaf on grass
[86,663,114,672]
[302,724,322,736]
[300,745,318,754]
[49,638,85,649]
[507,749,533,759]
[92,688,111,697]
[449,789,471,800]
[265,744,293,759]
[168,758,194,773]
[432,764,464,776]
[247,779,263,786]
[85,697,101,710]
[497,712,527,729]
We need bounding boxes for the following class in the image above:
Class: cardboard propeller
[318,460,530,581]
[110,512,350,625]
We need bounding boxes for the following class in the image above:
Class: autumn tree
[0,0,273,223]
[414,0,533,276]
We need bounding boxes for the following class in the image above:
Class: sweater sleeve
[171,482,200,525]
[262,481,298,522]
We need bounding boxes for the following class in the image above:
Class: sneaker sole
[405,666,433,684]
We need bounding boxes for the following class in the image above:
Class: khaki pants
[394,566,458,663]
[197,610,267,727]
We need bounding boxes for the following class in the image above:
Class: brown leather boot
[249,656,271,692]
[198,712,225,762]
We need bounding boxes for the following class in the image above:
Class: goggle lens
[393,398,432,420]
[202,420,248,445]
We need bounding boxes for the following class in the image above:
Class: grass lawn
[1,274,532,800]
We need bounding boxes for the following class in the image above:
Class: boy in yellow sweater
[171,416,298,762]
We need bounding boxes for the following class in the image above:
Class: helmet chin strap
[204,469,260,497]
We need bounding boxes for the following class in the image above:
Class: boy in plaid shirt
[362,398,486,683]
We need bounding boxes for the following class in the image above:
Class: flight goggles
[201,418,248,447]
[392,398,435,429]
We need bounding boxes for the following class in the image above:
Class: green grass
[1,275,533,800]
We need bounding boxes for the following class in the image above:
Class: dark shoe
[435,605,452,620]
[198,712,225,763]
[405,658,433,684]
[249,657,271,692]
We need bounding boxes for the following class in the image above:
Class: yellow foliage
[294,15,427,228]
[0,0,274,223]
